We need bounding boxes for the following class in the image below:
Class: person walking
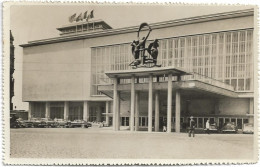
[206,119,210,134]
[163,118,167,132]
[188,116,196,137]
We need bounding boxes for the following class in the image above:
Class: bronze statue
[147,39,159,66]
[130,23,161,68]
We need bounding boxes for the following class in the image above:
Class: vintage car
[242,123,254,134]
[55,119,68,128]
[41,118,56,128]
[221,122,238,133]
[31,118,46,128]
[204,122,219,133]
[16,118,28,128]
[10,113,19,128]
[70,120,89,128]
[24,120,34,128]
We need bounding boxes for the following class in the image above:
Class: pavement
[10,127,254,159]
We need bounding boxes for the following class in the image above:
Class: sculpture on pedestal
[129,23,161,68]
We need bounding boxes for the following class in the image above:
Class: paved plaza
[10,127,254,159]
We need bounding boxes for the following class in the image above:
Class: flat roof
[105,67,191,79]
[20,9,253,47]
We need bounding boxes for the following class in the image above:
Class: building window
[91,29,253,93]
[50,102,64,119]
[68,102,83,121]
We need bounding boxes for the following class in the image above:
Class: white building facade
[21,9,255,131]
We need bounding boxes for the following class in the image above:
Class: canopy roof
[105,67,191,79]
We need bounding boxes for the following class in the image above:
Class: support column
[167,73,173,133]
[28,102,32,120]
[83,101,89,122]
[135,92,140,131]
[155,91,159,132]
[113,78,118,131]
[97,106,102,122]
[64,101,69,120]
[148,74,153,132]
[130,75,135,131]
[116,92,121,131]
[249,98,254,123]
[45,102,50,119]
[105,101,109,125]
[175,90,181,133]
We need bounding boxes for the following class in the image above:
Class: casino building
[20,9,256,132]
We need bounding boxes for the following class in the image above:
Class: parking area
[10,127,254,159]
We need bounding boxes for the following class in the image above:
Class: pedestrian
[163,118,167,132]
[188,116,196,137]
[206,119,210,134]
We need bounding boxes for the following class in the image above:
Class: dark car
[10,113,19,128]
[243,123,254,134]
[24,120,34,128]
[70,120,89,128]
[221,122,238,133]
[204,122,219,133]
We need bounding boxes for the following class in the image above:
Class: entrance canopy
[102,66,237,98]
[98,80,238,99]
[105,67,191,79]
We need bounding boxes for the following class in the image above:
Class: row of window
[120,116,249,130]
[91,29,253,94]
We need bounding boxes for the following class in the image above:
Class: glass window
[237,119,242,129]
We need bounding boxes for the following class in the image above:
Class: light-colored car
[41,118,55,128]
[221,122,238,133]
[243,123,254,134]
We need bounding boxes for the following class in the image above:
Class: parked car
[221,122,238,133]
[41,118,55,128]
[24,120,34,128]
[55,119,68,128]
[243,123,254,134]
[70,120,89,128]
[16,118,28,128]
[204,122,219,133]
[10,113,19,128]
[31,118,45,128]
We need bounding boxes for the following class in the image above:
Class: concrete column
[96,106,102,122]
[113,78,118,131]
[83,101,89,122]
[116,92,121,131]
[155,91,159,132]
[28,102,32,120]
[64,101,69,120]
[148,74,153,132]
[175,90,181,133]
[135,92,140,131]
[105,101,109,125]
[167,73,172,133]
[249,98,254,123]
[130,75,135,131]
[45,102,50,119]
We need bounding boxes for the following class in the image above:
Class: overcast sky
[10,3,253,110]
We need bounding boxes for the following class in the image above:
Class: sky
[9,3,254,110]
